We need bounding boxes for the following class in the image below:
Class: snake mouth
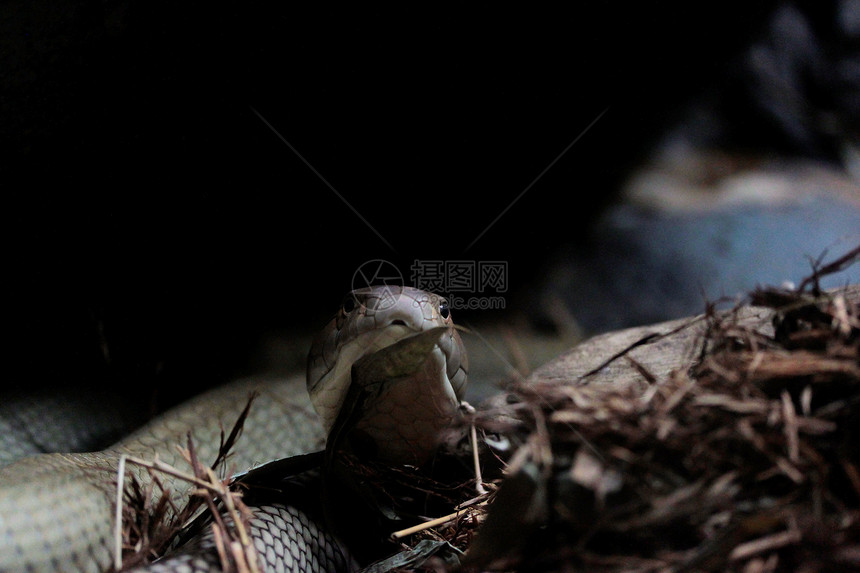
[310,322,454,432]
[362,322,418,349]
[354,323,456,377]
[307,287,468,448]
[336,324,464,465]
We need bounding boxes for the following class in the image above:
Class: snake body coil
[0,286,467,572]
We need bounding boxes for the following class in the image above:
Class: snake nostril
[390,319,407,327]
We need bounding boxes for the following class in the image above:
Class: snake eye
[439,301,450,319]
[342,296,356,314]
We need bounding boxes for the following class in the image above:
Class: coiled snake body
[0,286,468,572]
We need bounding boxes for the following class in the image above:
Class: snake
[0,286,469,572]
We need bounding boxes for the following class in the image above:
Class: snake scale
[0,286,468,572]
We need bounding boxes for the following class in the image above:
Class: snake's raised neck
[306,285,468,465]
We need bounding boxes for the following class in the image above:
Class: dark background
[4,2,804,399]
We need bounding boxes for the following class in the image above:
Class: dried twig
[796,245,860,293]
[459,279,860,572]
[391,501,488,540]
[113,394,260,572]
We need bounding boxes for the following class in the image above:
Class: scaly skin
[0,286,467,573]
[0,376,329,572]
